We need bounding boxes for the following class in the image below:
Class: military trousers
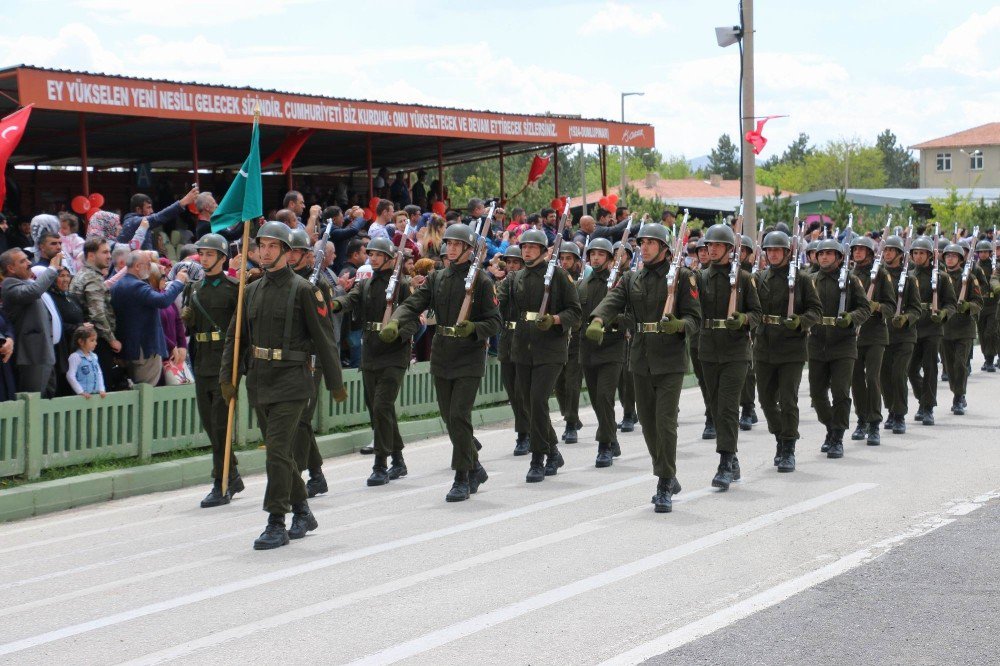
[851,344,886,424]
[978,308,998,357]
[908,336,941,410]
[880,341,915,417]
[433,375,480,472]
[754,361,804,440]
[688,343,710,417]
[701,360,748,453]
[809,357,855,431]
[633,372,683,479]
[256,400,308,515]
[362,365,406,458]
[500,360,529,436]
[942,338,974,400]
[618,340,636,418]
[740,360,756,409]
[516,362,562,456]
[293,370,324,475]
[195,377,238,480]
[583,362,623,445]
[555,356,582,427]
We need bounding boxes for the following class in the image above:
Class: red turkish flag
[261,128,316,173]
[744,115,782,156]
[0,105,33,206]
[526,154,550,186]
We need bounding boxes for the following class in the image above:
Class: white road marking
[346,483,878,666]
[0,473,654,657]
[598,488,1000,665]
[119,484,722,665]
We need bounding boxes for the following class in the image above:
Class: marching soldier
[614,241,639,433]
[753,230,822,472]
[906,236,957,426]
[578,237,628,467]
[497,245,530,455]
[182,233,244,507]
[287,228,334,497]
[974,239,999,372]
[221,221,347,550]
[555,242,584,443]
[331,236,414,485]
[588,223,701,512]
[507,229,582,483]
[808,238,870,458]
[941,243,983,414]
[738,234,759,430]
[381,223,501,502]
[803,239,821,278]
[879,235,923,434]
[689,237,715,439]
[848,236,896,446]
[697,223,762,491]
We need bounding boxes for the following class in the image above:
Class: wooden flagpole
[221,218,252,496]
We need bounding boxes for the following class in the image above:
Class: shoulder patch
[315,289,324,302]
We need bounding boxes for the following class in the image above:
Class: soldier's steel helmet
[741,234,755,252]
[816,237,845,257]
[367,237,397,257]
[558,243,582,259]
[943,243,965,258]
[704,223,736,246]
[849,236,877,253]
[761,230,790,250]
[636,223,670,246]
[612,240,634,256]
[256,221,293,248]
[975,239,993,253]
[884,235,905,252]
[288,227,312,251]
[585,237,614,257]
[442,223,476,247]
[518,229,549,248]
[910,236,934,253]
[503,245,522,260]
[195,233,229,257]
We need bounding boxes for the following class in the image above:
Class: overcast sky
[3,0,998,160]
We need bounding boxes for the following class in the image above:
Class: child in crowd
[66,324,106,399]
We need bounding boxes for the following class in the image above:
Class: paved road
[1,352,998,665]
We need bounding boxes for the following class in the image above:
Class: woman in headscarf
[86,210,123,243]
[49,266,85,396]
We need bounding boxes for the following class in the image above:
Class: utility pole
[620,92,643,199]
[741,0,757,240]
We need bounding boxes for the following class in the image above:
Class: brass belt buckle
[639,322,659,333]
[524,312,539,321]
[762,315,782,325]
[439,325,458,337]
[821,316,837,326]
[367,322,384,332]
[506,321,517,330]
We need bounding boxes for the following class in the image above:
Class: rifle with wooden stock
[455,202,496,323]
[895,227,913,316]
[866,215,892,301]
[606,215,634,288]
[661,210,689,319]
[931,222,941,315]
[727,200,745,317]
[381,222,411,325]
[538,203,571,317]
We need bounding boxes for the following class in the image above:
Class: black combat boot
[951,397,965,416]
[750,408,759,424]
[986,357,997,372]
[595,443,613,468]
[960,394,968,409]
[651,477,682,503]
[922,408,935,426]
[445,470,471,502]
[513,433,530,456]
[777,439,796,473]
[387,452,408,480]
[827,430,845,459]
[820,429,832,453]
[702,416,717,440]
[883,414,896,430]
[773,434,782,466]
[544,447,565,476]
[474,437,483,451]
[469,462,488,494]
[228,471,245,496]
[526,452,546,483]
[941,369,949,382]
[367,456,390,486]
[712,452,736,490]
[892,415,907,435]
[288,502,318,539]
[306,470,328,497]
[866,422,880,446]
[200,479,230,508]
[562,425,578,444]
[739,406,753,431]
[253,513,290,550]
[851,420,867,440]
[915,406,926,422]
[652,477,677,513]
[731,455,742,480]
[611,440,622,457]
[359,440,375,455]
[619,413,637,432]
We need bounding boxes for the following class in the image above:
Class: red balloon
[363,207,374,221]
[368,197,380,213]
[607,193,619,207]
[598,196,610,212]
[88,193,105,209]
[431,201,446,216]
[84,208,98,221]
[71,195,91,214]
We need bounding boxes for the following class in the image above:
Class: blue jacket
[118,201,183,250]
[110,274,185,360]
[331,215,367,275]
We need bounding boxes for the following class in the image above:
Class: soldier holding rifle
[879,232,923,434]
[941,241,983,415]
[496,245,531,456]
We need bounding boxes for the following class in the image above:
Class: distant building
[793,188,1000,223]
[911,123,1000,188]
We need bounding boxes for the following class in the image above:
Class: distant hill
[687,155,711,172]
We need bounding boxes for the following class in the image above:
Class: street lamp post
[620,91,644,200]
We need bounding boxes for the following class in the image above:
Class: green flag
[211,116,262,232]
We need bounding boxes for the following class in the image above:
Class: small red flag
[262,128,316,173]
[526,154,550,186]
[0,105,32,206]
[744,115,783,156]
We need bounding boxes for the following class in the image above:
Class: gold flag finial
[253,102,261,118]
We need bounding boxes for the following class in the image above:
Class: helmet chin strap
[260,245,288,271]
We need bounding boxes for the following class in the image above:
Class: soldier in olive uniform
[738,234,759,430]
[974,239,999,371]
[555,242,584,443]
[753,230,822,472]
[221,222,347,550]
[803,239,821,278]
[906,236,957,426]
[496,245,530,455]
[808,238,871,458]
[848,236,897,445]
[287,227,335,497]
[613,241,639,433]
[506,229,582,483]
[578,238,628,467]
[697,223,762,491]
[941,243,983,414]
[332,236,414,485]
[689,237,715,439]
[879,235,924,434]
[182,234,245,508]
[382,223,501,502]
[588,223,701,512]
